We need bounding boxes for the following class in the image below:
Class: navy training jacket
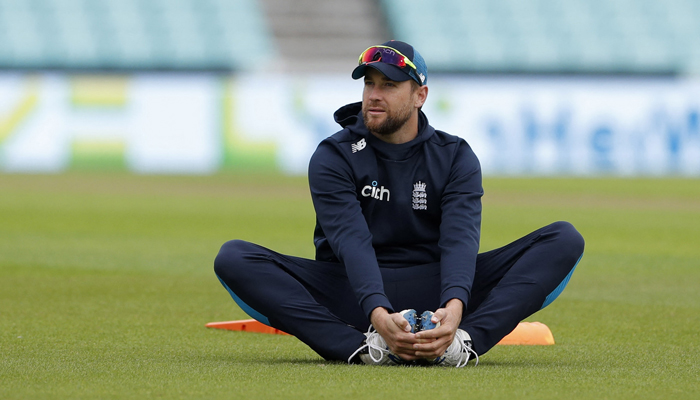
[308,102,483,318]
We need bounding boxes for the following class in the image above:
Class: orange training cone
[205,319,291,335]
[496,321,555,345]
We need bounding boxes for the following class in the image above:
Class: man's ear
[414,85,428,108]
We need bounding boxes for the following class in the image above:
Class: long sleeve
[308,142,393,318]
[437,141,483,310]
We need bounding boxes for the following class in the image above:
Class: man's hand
[413,299,464,359]
[369,307,420,361]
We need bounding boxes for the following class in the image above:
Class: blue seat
[380,0,700,74]
[0,0,276,71]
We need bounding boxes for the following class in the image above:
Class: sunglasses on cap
[358,45,417,72]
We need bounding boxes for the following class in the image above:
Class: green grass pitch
[1,172,699,399]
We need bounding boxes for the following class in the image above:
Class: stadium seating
[0,0,276,71]
[380,0,700,75]
[1,0,698,75]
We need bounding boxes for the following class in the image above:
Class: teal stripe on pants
[217,276,271,326]
[541,253,583,309]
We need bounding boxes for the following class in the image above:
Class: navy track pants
[214,221,585,361]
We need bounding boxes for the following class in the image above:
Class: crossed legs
[214,221,584,361]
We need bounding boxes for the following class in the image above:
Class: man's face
[362,68,417,137]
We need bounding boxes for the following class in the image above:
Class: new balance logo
[412,181,427,210]
[351,138,366,153]
[361,180,390,201]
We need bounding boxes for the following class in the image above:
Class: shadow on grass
[205,353,568,369]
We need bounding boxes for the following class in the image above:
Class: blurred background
[1,0,699,176]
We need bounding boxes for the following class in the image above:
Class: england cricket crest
[412,181,427,210]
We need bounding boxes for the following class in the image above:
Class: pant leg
[213,240,367,361]
[461,221,585,355]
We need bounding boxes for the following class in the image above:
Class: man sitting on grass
[214,40,585,366]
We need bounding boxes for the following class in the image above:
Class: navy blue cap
[352,40,428,86]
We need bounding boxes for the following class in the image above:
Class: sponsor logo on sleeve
[351,138,366,153]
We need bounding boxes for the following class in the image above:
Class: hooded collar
[333,102,434,161]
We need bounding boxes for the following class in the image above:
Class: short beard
[363,102,413,137]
